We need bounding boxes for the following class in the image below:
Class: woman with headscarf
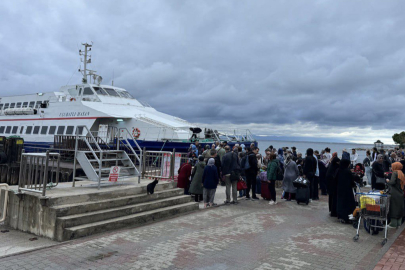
[277,148,285,170]
[177,161,192,194]
[202,158,219,208]
[282,154,299,201]
[387,162,405,228]
[189,156,205,202]
[303,148,317,201]
[372,154,385,190]
[336,158,356,223]
[327,153,340,217]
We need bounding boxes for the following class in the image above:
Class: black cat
[147,179,159,195]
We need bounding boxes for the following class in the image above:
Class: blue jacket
[202,165,219,189]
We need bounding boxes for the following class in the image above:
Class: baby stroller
[352,163,366,187]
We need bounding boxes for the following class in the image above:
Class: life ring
[70,98,76,102]
[132,128,141,139]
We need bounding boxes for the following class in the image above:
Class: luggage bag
[261,180,271,200]
[296,186,310,205]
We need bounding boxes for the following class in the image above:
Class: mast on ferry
[78,43,102,84]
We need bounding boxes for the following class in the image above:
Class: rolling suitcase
[296,186,310,205]
[261,180,271,200]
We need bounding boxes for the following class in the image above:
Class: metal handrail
[118,127,143,182]
[0,184,9,223]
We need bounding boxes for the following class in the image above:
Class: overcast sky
[1,0,404,144]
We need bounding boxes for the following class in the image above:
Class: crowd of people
[176,141,405,229]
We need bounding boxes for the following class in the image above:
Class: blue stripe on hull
[23,140,258,153]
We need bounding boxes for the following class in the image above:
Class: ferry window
[0,104,3,110]
[57,126,65,135]
[93,87,108,96]
[16,102,22,108]
[49,126,56,135]
[0,127,4,133]
[83,88,94,96]
[41,126,48,135]
[29,102,35,108]
[20,126,24,134]
[66,126,74,135]
[4,103,9,110]
[33,126,40,134]
[35,101,42,109]
[22,102,28,108]
[5,126,11,134]
[26,126,33,134]
[104,88,119,97]
[10,103,15,109]
[119,91,134,99]
[77,126,84,135]
[12,126,18,134]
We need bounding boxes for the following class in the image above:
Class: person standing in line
[342,149,350,160]
[291,147,297,158]
[245,147,260,200]
[189,156,205,202]
[313,150,320,200]
[318,154,328,196]
[194,140,203,156]
[386,162,405,228]
[336,159,356,224]
[324,148,332,164]
[177,161,192,195]
[380,150,391,172]
[277,148,285,170]
[303,148,317,202]
[363,150,373,186]
[221,146,240,204]
[202,145,211,163]
[327,153,340,217]
[350,149,359,168]
[267,153,279,205]
[372,154,386,190]
[202,158,219,208]
[372,147,379,163]
[217,142,226,162]
[210,149,222,185]
[282,154,298,201]
[238,151,247,198]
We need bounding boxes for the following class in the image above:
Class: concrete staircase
[50,182,198,241]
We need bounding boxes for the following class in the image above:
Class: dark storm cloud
[1,0,405,142]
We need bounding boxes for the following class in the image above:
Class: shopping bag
[237,179,247,191]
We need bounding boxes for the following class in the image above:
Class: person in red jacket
[177,162,192,194]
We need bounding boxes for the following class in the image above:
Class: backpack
[244,155,251,170]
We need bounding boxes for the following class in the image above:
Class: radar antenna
[78,42,102,85]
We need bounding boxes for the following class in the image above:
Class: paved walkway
[0,188,402,270]
[374,227,405,270]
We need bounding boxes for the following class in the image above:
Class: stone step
[52,188,185,216]
[62,202,198,241]
[57,195,192,229]
[47,182,176,206]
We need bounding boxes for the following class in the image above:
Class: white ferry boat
[0,43,256,153]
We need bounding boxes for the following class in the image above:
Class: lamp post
[374,140,384,151]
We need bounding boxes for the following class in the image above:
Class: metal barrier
[18,151,61,197]
[0,183,9,223]
[142,150,189,180]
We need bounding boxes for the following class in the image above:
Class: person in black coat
[318,157,328,195]
[372,154,385,190]
[326,155,340,217]
[336,158,356,223]
[245,147,260,200]
[303,148,317,200]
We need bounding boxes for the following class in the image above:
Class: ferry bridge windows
[29,102,35,108]
[41,126,48,135]
[33,126,40,135]
[93,87,108,96]
[66,126,74,135]
[0,127,4,133]
[0,104,3,110]
[16,102,22,108]
[22,102,28,108]
[5,126,11,134]
[57,126,65,135]
[10,103,15,109]
[83,88,94,96]
[48,126,56,135]
[104,88,119,97]
[12,126,18,134]
[35,101,42,109]
[25,126,33,134]
[4,104,9,110]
